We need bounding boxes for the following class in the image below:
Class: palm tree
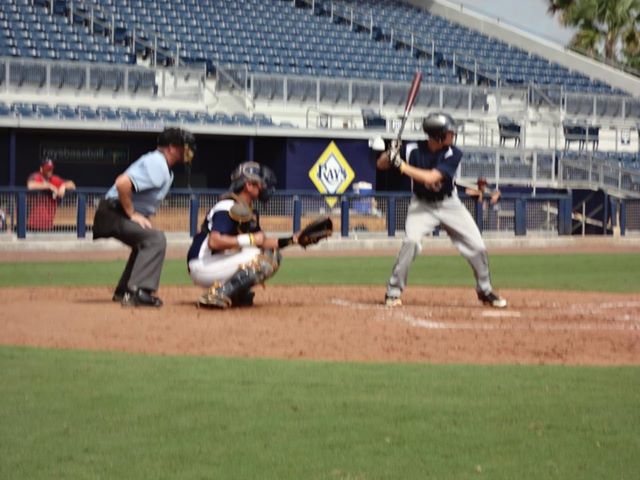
[547,0,640,67]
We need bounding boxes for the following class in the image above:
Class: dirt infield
[1,284,638,365]
[2,237,639,365]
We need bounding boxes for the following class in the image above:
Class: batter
[375,112,507,308]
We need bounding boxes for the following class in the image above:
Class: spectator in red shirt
[27,159,76,230]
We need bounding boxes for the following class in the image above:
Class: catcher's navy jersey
[187,199,260,261]
[405,142,462,201]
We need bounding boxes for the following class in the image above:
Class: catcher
[187,161,332,309]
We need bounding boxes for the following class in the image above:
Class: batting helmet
[422,112,458,141]
[230,161,277,201]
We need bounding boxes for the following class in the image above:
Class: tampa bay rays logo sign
[308,141,355,207]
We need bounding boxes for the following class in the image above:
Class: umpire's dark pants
[93,199,167,293]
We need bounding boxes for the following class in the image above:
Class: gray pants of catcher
[93,199,167,293]
[386,194,493,299]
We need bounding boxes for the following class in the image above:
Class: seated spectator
[26,158,76,230]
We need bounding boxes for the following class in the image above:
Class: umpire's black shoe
[112,288,126,302]
[121,289,163,308]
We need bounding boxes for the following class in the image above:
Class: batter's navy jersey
[405,142,462,201]
[187,199,261,261]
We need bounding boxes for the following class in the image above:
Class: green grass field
[1,252,640,292]
[1,347,639,480]
[1,253,639,478]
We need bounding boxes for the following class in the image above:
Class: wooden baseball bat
[396,71,423,143]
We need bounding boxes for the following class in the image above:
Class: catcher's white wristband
[237,233,255,247]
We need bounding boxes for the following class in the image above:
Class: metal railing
[0,187,609,240]
[0,57,206,99]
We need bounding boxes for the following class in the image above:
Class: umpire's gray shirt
[105,150,173,216]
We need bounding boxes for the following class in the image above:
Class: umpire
[93,127,196,307]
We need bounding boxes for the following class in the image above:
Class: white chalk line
[329,298,640,332]
[573,301,640,310]
[481,310,521,318]
[395,312,639,332]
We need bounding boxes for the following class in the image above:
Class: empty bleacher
[0,100,276,127]
[0,0,638,164]
[4,0,621,93]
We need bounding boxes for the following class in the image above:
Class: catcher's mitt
[297,216,333,248]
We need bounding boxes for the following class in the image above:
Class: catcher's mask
[157,127,197,164]
[422,112,458,143]
[230,161,277,201]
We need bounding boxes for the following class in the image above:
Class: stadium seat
[562,121,598,151]
[211,112,232,124]
[498,116,522,147]
[55,104,77,119]
[127,69,157,94]
[231,113,254,126]
[77,105,99,120]
[157,109,179,122]
[97,106,118,121]
[12,103,35,118]
[35,103,57,118]
[253,113,273,126]
[176,110,200,123]
[0,102,13,117]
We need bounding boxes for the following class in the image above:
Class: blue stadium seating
[232,113,255,126]
[0,99,278,127]
[176,110,200,124]
[156,109,180,123]
[55,103,77,119]
[0,102,13,117]
[34,103,56,118]
[70,106,91,120]
[97,106,118,121]
[0,0,632,113]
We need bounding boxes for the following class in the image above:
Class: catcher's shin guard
[198,250,281,309]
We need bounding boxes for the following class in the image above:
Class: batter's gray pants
[387,194,494,298]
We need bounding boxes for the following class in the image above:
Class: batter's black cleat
[121,289,163,308]
[477,291,507,308]
[384,295,402,307]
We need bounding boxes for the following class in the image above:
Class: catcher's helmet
[422,112,458,141]
[230,161,277,201]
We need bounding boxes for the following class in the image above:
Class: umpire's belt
[98,198,128,217]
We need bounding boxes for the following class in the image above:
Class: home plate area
[0,285,638,365]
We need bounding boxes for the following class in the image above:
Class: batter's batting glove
[387,141,404,169]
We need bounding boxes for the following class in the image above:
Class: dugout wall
[2,129,378,193]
